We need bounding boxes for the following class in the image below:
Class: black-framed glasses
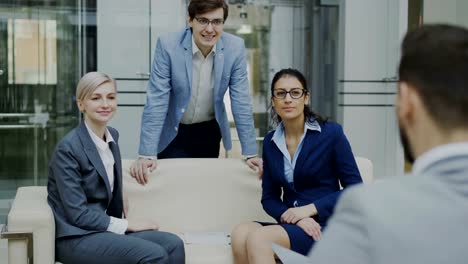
[194,17,224,27]
[273,88,306,99]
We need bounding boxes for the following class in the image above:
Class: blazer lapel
[108,139,124,218]
[108,140,122,192]
[268,139,288,186]
[183,28,193,92]
[294,131,310,172]
[77,122,113,201]
[214,37,224,99]
[293,130,320,180]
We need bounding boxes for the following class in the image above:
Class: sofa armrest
[5,186,55,264]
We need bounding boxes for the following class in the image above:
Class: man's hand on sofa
[130,158,157,185]
[127,219,160,232]
[246,157,263,179]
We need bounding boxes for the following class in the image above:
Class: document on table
[182,231,231,245]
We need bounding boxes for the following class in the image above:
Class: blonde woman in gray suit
[47,72,185,264]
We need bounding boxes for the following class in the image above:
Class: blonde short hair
[76,72,116,101]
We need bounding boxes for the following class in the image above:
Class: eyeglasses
[194,17,224,27]
[273,88,307,99]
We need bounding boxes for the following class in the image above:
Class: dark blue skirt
[256,221,322,255]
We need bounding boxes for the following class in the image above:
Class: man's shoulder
[220,32,245,49]
[339,173,446,218]
[158,27,188,45]
[340,175,419,207]
[221,31,243,42]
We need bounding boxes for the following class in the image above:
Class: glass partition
[221,0,339,156]
[0,0,87,223]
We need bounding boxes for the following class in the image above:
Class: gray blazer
[47,122,123,238]
[308,153,468,264]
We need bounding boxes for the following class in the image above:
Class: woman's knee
[144,244,169,264]
[246,227,272,249]
[163,232,185,254]
[231,222,257,248]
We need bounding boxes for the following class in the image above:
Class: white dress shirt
[180,36,216,124]
[85,121,128,234]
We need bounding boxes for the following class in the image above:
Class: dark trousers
[158,119,222,159]
[56,230,185,264]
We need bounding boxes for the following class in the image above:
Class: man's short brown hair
[398,24,468,130]
[188,0,229,22]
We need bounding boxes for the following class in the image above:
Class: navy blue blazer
[261,121,362,225]
[47,122,123,238]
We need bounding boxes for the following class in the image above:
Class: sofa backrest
[122,158,273,234]
[5,157,373,264]
[355,156,373,183]
[122,157,374,234]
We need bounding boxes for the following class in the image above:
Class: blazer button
[181,108,185,113]
[174,126,178,132]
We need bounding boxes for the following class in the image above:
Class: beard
[399,125,415,164]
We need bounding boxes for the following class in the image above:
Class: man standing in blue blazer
[131,0,262,183]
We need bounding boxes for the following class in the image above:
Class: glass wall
[0,0,93,223]
[0,0,339,224]
[219,0,340,156]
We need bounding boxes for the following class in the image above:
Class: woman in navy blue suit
[231,68,363,263]
[47,72,185,264]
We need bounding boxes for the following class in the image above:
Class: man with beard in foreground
[305,24,468,264]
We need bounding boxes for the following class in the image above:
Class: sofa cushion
[122,158,274,233]
[122,158,274,264]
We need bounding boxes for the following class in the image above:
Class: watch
[243,155,257,162]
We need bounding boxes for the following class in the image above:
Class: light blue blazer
[138,27,257,156]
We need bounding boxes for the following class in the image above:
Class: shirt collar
[192,36,216,56]
[412,142,468,174]
[84,121,115,151]
[271,119,321,142]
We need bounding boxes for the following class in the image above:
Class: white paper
[182,231,231,245]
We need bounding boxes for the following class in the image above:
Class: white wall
[97,0,186,159]
[338,0,406,178]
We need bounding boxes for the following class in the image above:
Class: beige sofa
[2,157,373,264]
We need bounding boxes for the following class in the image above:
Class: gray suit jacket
[308,153,468,264]
[47,122,123,238]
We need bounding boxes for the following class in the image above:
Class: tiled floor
[0,224,7,264]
